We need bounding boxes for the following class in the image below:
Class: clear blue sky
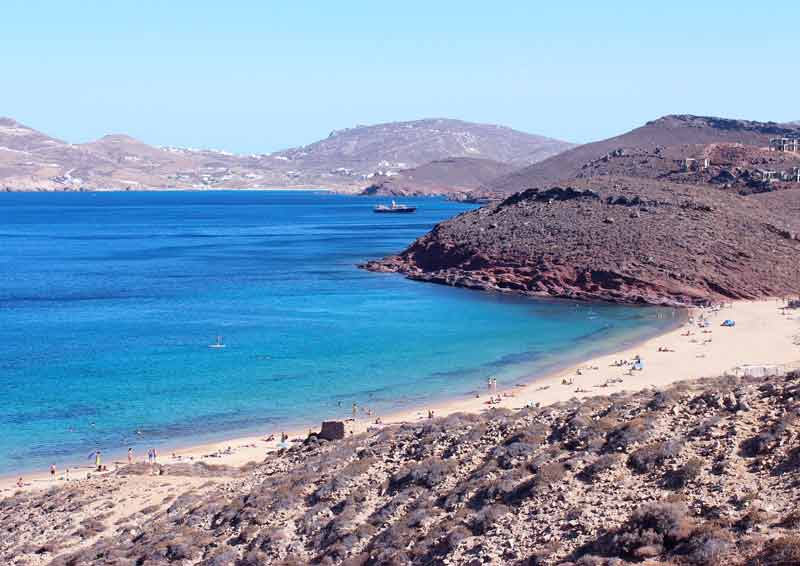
[3,1,797,153]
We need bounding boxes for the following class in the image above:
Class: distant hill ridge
[0,117,572,192]
[289,118,570,166]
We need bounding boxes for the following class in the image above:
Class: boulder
[319,420,346,441]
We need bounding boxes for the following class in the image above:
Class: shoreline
[0,303,680,483]
[4,299,798,493]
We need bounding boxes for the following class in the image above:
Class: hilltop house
[754,167,800,183]
[680,157,711,171]
[770,136,800,153]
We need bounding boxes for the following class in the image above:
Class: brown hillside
[361,157,517,197]
[485,115,800,195]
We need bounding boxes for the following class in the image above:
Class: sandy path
[3,299,798,494]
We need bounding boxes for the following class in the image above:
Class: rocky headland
[363,179,800,306]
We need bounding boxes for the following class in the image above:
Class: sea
[0,191,680,474]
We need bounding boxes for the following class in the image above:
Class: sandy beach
[3,299,799,494]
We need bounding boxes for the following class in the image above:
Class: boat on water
[208,335,226,349]
[373,200,416,214]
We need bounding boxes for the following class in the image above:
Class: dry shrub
[508,462,568,503]
[389,457,457,491]
[673,523,733,565]
[494,441,538,469]
[648,389,682,411]
[549,412,592,444]
[754,535,800,565]
[664,457,703,489]
[475,467,528,505]
[734,507,768,532]
[741,414,796,457]
[596,502,693,560]
[627,440,683,473]
[237,550,270,565]
[579,453,622,482]
[603,416,652,453]
[504,423,549,447]
[535,462,568,486]
[773,446,800,476]
[368,491,410,527]
[74,517,106,539]
[471,503,510,535]
[777,510,800,529]
[691,415,723,439]
[444,526,471,551]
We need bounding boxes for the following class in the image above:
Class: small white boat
[208,335,226,349]
[374,200,417,213]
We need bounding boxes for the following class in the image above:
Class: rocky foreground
[3,370,800,564]
[363,180,800,306]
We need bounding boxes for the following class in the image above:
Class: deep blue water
[0,191,678,474]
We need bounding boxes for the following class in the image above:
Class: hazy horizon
[3,1,798,153]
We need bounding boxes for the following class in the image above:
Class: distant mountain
[80,134,178,162]
[0,116,68,152]
[276,118,570,170]
[0,117,572,192]
[0,117,286,190]
[361,157,517,197]
[484,115,800,195]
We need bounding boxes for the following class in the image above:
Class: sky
[2,1,798,153]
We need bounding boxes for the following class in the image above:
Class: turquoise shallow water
[0,191,679,474]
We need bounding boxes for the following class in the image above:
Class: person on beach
[95,450,102,471]
[50,464,56,478]
[16,477,23,488]
[65,467,70,481]
[128,448,134,464]
[152,448,157,463]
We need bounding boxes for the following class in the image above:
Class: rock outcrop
[363,179,800,306]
